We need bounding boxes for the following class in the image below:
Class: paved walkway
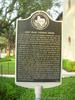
[0,69,75,78]
[62,69,75,77]
[0,74,15,77]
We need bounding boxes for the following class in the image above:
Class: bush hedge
[63,59,75,72]
[0,56,15,62]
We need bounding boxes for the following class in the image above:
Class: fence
[0,61,15,75]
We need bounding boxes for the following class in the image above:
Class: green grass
[0,56,15,74]
[0,77,75,100]
[63,59,75,72]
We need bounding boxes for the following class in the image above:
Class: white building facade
[63,0,75,61]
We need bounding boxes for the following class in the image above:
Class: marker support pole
[35,86,42,100]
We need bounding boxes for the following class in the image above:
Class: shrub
[63,59,75,72]
[0,56,15,62]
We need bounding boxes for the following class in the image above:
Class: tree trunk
[13,47,15,56]
[0,49,1,58]
[5,49,7,53]
[7,39,10,56]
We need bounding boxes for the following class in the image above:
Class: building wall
[63,0,75,60]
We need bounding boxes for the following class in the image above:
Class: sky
[48,0,63,20]
[0,0,17,20]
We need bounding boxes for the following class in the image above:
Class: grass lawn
[0,77,75,100]
[0,56,15,74]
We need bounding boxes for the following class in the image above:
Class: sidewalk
[62,69,75,77]
[0,69,75,78]
[0,74,15,78]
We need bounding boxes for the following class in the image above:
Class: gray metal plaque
[16,11,61,82]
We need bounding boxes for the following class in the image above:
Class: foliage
[0,0,53,32]
[18,0,52,18]
[0,0,53,56]
[0,36,7,49]
[0,77,75,100]
[0,77,34,100]
[0,0,17,55]
[0,0,17,33]
[63,59,75,72]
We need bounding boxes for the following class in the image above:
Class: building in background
[63,0,75,60]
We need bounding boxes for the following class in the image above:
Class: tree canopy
[0,0,53,33]
[0,0,61,56]
[18,0,52,18]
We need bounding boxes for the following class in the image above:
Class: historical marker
[16,11,62,88]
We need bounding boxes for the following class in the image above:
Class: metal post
[35,86,42,100]
[1,64,3,76]
[8,62,9,74]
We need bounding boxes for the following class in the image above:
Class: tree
[10,32,15,56]
[18,0,52,18]
[0,36,7,58]
[0,18,15,56]
[0,0,17,56]
[0,0,53,56]
[0,0,53,32]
